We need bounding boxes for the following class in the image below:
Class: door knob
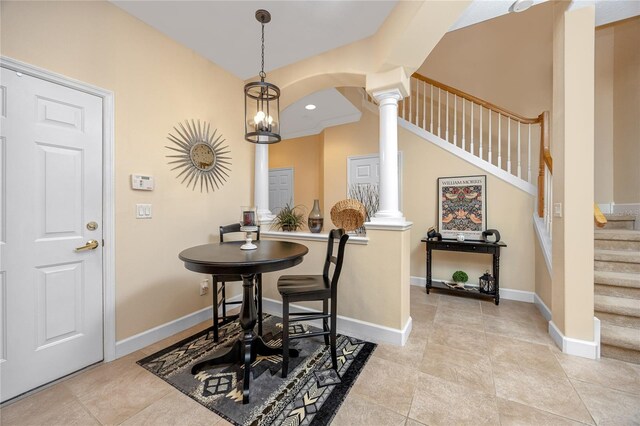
[75,240,99,252]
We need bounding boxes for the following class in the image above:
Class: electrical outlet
[199,279,209,296]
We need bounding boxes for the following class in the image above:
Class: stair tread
[594,249,640,263]
[595,294,640,317]
[601,322,640,350]
[594,229,640,241]
[594,270,640,288]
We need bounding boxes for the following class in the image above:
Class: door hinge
[102,239,105,247]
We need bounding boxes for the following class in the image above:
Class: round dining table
[178,239,308,404]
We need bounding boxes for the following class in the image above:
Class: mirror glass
[190,143,215,171]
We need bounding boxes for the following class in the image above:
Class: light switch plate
[136,204,152,219]
[553,203,562,218]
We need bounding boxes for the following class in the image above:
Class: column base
[367,216,413,231]
[257,212,275,226]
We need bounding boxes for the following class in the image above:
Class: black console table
[421,238,507,305]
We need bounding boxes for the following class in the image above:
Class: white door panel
[347,153,402,207]
[0,68,103,402]
[269,168,293,213]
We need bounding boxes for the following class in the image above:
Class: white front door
[269,168,294,213]
[0,68,104,402]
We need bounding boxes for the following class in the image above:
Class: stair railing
[399,73,547,186]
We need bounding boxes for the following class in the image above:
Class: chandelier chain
[260,23,266,80]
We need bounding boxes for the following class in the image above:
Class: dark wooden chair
[212,223,263,342]
[277,229,349,378]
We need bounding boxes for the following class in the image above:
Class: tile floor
[2,286,640,425]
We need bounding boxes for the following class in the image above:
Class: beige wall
[595,27,615,204]
[595,18,640,205]
[262,229,411,331]
[415,2,553,198]
[270,133,324,228]
[417,2,553,120]
[321,104,536,292]
[551,3,595,341]
[612,17,640,204]
[1,1,253,340]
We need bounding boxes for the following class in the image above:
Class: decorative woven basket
[330,199,366,232]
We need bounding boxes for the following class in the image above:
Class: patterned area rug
[137,314,376,426]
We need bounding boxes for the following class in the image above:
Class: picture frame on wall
[438,175,487,241]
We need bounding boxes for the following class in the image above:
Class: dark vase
[308,199,323,233]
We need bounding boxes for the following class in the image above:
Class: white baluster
[488,110,492,164]
[445,91,449,142]
[549,169,552,233]
[507,118,512,174]
[430,85,434,133]
[438,88,441,138]
[462,99,466,151]
[479,107,483,160]
[421,86,424,127]
[403,95,407,120]
[408,78,412,123]
[527,124,532,183]
[453,95,457,147]
[497,114,502,169]
[470,102,474,156]
[415,80,420,125]
[517,122,521,179]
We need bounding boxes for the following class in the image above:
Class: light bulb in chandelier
[250,110,278,133]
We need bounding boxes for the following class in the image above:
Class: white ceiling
[280,88,361,140]
[111,0,397,80]
[112,0,639,141]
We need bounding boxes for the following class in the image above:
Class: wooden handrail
[594,203,607,228]
[543,149,553,173]
[411,72,543,125]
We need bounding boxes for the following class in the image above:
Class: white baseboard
[533,214,553,275]
[261,297,410,346]
[116,306,213,358]
[534,293,552,322]
[115,294,242,358]
[115,293,410,358]
[549,318,601,360]
[598,203,613,214]
[410,276,534,303]
[612,203,640,216]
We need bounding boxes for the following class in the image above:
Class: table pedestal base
[191,331,299,403]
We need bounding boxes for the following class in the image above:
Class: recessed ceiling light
[510,0,534,13]
[305,104,316,110]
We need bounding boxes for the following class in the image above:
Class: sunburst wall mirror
[165,119,231,192]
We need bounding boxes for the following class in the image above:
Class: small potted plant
[272,203,305,232]
[452,270,469,289]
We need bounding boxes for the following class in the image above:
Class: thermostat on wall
[131,174,154,191]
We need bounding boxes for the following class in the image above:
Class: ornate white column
[254,139,273,222]
[370,88,407,225]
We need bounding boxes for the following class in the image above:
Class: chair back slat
[323,229,349,296]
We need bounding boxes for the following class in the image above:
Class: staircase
[594,215,640,364]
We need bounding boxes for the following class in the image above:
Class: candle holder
[240,206,258,250]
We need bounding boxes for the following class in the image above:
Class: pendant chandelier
[244,9,281,144]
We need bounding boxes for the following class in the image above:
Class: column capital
[365,67,410,100]
[372,88,404,104]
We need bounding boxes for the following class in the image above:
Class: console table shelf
[421,238,507,305]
